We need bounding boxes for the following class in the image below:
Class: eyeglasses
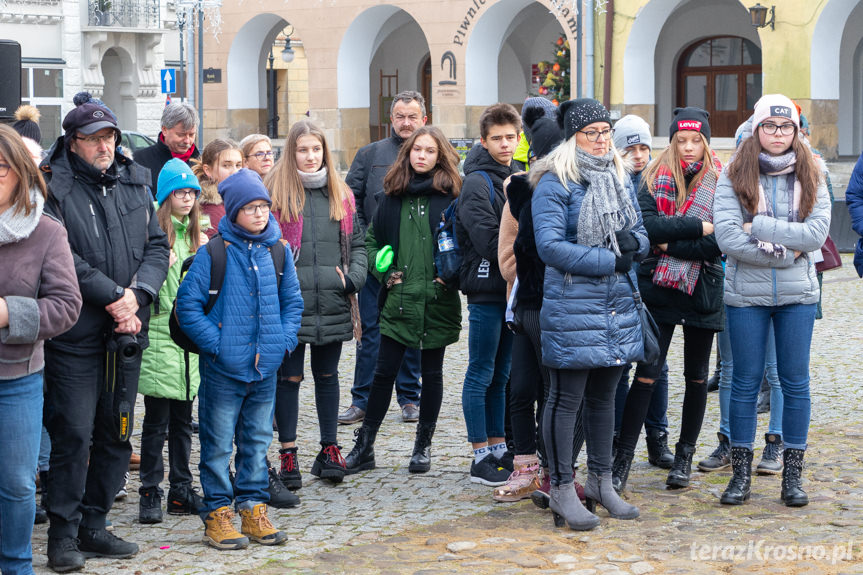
[241,203,271,216]
[760,122,796,136]
[75,133,116,146]
[0,163,10,178]
[171,189,200,200]
[247,151,275,160]
[579,128,614,142]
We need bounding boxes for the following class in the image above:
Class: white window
[20,65,64,148]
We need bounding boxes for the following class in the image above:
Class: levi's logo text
[770,106,792,118]
[627,134,641,145]
[677,120,702,131]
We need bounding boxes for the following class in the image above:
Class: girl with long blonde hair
[263,120,366,488]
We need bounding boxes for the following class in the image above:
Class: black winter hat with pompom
[12,105,42,143]
[558,98,611,141]
[523,107,563,161]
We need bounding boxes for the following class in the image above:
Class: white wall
[653,0,758,135]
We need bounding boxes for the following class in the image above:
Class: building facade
[1,0,183,148]
[199,0,862,165]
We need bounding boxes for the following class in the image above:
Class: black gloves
[614,230,638,273]
[614,251,634,273]
[615,230,639,253]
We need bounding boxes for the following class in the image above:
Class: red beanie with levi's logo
[669,106,711,143]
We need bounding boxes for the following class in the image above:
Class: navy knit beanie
[219,168,271,222]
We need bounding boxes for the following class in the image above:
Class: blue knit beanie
[219,168,271,222]
[156,158,201,206]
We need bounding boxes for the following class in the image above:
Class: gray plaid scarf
[576,148,637,256]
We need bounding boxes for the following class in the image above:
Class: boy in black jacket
[456,103,520,487]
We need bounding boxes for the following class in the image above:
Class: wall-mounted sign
[203,68,222,84]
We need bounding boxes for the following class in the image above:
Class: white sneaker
[114,472,129,501]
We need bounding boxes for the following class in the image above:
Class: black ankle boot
[720,446,753,505]
[781,448,808,507]
[611,448,634,494]
[47,537,85,573]
[408,422,435,473]
[645,428,674,469]
[666,442,696,489]
[311,443,347,484]
[139,486,163,523]
[344,424,378,475]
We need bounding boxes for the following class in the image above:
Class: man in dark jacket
[133,102,200,198]
[338,91,427,425]
[456,103,520,487]
[41,94,170,573]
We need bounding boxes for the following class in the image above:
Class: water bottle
[438,229,454,253]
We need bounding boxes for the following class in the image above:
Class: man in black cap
[40,92,169,573]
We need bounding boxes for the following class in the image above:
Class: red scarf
[159,132,196,163]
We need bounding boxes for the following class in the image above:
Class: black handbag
[625,274,661,365]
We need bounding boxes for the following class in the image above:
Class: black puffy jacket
[455,145,516,303]
[41,139,170,351]
[345,128,404,230]
[507,177,544,311]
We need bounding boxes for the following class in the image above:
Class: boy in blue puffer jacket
[176,168,303,550]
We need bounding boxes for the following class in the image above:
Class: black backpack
[434,170,495,285]
[169,234,287,355]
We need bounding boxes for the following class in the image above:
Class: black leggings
[620,322,715,453]
[275,341,342,445]
[365,335,445,428]
[543,365,623,486]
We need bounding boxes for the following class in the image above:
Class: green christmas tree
[535,35,570,105]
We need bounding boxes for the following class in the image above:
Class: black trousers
[624,321,715,452]
[365,335,446,428]
[543,366,623,485]
[509,308,549,456]
[44,346,138,538]
[139,395,194,492]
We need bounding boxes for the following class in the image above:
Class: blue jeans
[718,319,782,438]
[0,372,43,575]
[197,363,276,518]
[351,274,422,410]
[727,304,816,450]
[462,303,513,443]
[614,363,669,433]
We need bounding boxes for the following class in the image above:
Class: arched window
[677,36,762,137]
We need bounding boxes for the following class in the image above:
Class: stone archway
[100,47,137,130]
[464,0,569,107]
[337,5,430,140]
[226,13,293,137]
[623,0,758,136]
[812,0,863,156]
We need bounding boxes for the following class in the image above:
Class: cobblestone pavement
[31,256,863,574]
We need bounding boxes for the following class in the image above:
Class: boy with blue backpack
[175,168,303,550]
[456,103,521,487]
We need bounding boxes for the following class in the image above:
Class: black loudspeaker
[0,40,22,119]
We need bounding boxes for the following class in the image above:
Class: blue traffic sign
[160,68,176,94]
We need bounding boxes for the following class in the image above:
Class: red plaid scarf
[651,153,722,295]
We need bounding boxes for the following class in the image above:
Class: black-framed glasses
[74,133,116,146]
[171,189,200,200]
[241,203,271,216]
[759,122,796,136]
[579,128,614,142]
[247,151,275,160]
[0,163,10,178]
